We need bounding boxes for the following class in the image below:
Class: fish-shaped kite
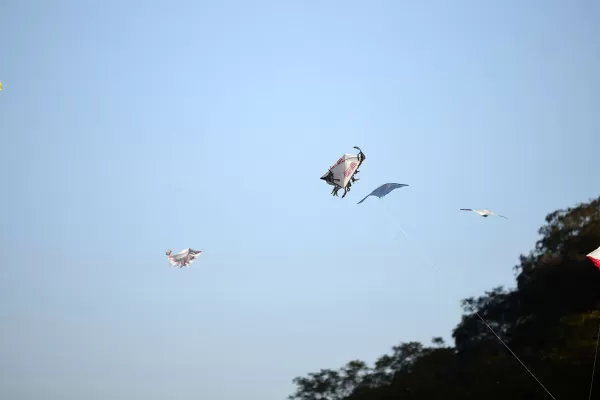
[460,208,508,219]
[357,183,408,204]
[166,248,203,268]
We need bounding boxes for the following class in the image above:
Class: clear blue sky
[0,1,598,399]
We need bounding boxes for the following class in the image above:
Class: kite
[320,146,366,198]
[460,208,508,219]
[166,248,203,268]
[0,82,3,90]
[587,246,600,269]
[357,183,408,204]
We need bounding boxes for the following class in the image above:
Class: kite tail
[357,195,370,204]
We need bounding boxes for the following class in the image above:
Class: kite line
[379,200,558,400]
[589,320,600,400]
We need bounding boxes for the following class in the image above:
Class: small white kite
[587,246,600,269]
[460,208,508,219]
[166,248,203,268]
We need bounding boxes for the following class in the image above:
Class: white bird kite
[166,248,203,268]
[460,208,508,219]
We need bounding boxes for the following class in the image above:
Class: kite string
[588,319,600,400]
[381,202,408,237]
[380,204,558,400]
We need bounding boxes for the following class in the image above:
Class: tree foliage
[289,196,600,400]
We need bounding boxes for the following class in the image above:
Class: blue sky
[0,1,598,399]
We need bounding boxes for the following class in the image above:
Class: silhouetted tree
[289,195,600,400]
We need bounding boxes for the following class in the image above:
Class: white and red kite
[587,246,600,269]
[320,146,366,198]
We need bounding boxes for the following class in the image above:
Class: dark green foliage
[289,196,600,400]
